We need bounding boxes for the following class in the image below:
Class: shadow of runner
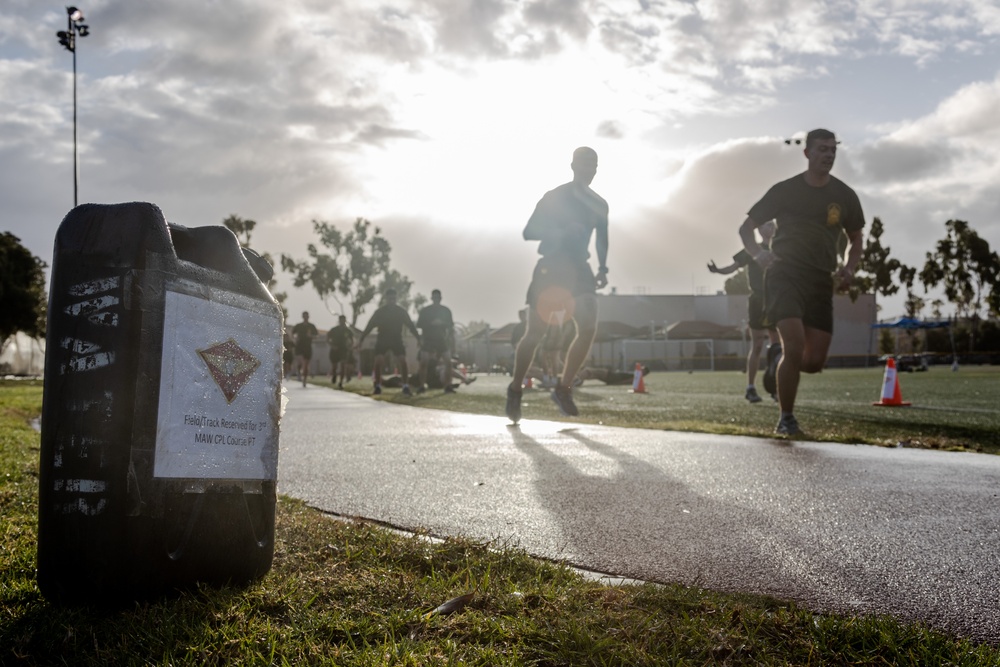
[505,424,887,616]
[507,425,731,583]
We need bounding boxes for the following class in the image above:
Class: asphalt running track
[277,381,1000,645]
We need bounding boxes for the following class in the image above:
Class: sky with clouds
[3,0,999,329]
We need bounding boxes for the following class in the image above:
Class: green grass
[317,366,1000,454]
[4,380,1000,664]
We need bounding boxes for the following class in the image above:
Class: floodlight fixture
[55,5,91,207]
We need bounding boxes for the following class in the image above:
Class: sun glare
[355,50,666,232]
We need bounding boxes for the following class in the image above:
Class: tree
[849,217,909,305]
[722,267,750,296]
[0,232,47,354]
[280,218,413,326]
[897,265,924,319]
[920,219,1000,350]
[221,214,258,244]
[222,214,288,318]
[410,292,428,319]
[920,219,1000,320]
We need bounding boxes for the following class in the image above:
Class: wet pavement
[277,381,1000,644]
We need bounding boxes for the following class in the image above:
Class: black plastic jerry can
[38,202,284,604]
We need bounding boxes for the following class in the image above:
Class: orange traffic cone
[873,357,911,407]
[629,363,647,394]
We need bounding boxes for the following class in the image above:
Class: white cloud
[2,0,1000,328]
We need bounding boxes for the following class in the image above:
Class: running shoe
[506,384,523,423]
[745,387,763,403]
[774,414,804,437]
[402,385,412,397]
[763,343,782,396]
[373,384,382,395]
[550,385,579,416]
[444,384,456,394]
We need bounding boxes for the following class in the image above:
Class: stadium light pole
[56,6,90,208]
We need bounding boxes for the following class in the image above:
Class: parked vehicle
[879,353,930,372]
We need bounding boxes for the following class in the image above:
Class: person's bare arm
[595,217,609,289]
[356,314,376,348]
[707,259,740,275]
[835,228,864,290]
[405,313,420,340]
[739,216,775,269]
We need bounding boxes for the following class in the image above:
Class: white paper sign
[154,290,281,480]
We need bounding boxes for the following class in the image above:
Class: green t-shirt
[365,304,416,343]
[417,303,454,347]
[292,321,317,346]
[748,174,864,274]
[326,324,354,350]
[523,182,609,260]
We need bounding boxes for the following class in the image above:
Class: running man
[708,220,780,403]
[507,146,609,422]
[292,311,318,388]
[326,314,355,389]
[739,129,864,436]
[416,289,455,393]
[357,288,420,396]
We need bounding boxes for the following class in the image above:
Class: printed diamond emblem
[198,338,260,404]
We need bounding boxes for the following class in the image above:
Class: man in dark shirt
[357,288,420,396]
[291,311,318,388]
[708,220,779,403]
[739,129,865,437]
[506,146,609,423]
[416,289,455,393]
[326,314,355,389]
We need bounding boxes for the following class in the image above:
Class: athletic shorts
[328,346,351,365]
[525,255,597,311]
[374,336,406,357]
[764,262,834,334]
[420,335,449,356]
[294,343,312,359]
[419,349,447,365]
[747,292,772,331]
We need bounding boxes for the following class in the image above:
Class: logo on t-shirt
[827,203,842,226]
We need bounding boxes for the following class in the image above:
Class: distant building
[465,292,878,373]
